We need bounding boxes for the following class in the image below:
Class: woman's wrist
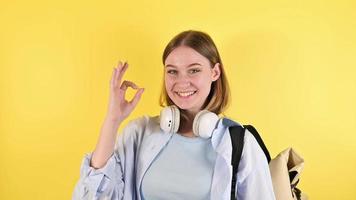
[105,114,124,124]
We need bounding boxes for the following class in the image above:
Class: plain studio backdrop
[0,0,355,199]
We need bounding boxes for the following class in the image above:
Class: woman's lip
[174,90,196,92]
[175,91,197,98]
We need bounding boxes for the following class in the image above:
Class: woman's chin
[173,103,200,113]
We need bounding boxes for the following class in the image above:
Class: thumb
[130,88,144,106]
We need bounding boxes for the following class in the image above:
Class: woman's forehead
[165,62,202,69]
[165,46,210,67]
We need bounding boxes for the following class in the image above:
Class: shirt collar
[221,117,243,128]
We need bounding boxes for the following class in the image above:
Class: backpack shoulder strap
[229,125,245,200]
[229,124,272,200]
[243,125,271,162]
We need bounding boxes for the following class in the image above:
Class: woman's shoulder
[220,117,264,160]
[115,114,161,149]
[120,114,161,138]
[220,116,243,128]
[125,114,160,130]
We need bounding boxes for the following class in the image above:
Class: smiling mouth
[175,91,197,97]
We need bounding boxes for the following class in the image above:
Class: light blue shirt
[72,115,276,200]
[141,132,217,200]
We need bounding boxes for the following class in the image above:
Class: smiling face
[164,46,221,115]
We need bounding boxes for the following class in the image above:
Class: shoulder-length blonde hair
[159,30,231,116]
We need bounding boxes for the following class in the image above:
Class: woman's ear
[211,63,221,81]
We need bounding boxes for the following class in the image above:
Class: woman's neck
[178,111,197,138]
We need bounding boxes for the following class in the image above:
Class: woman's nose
[175,73,191,84]
[175,81,191,89]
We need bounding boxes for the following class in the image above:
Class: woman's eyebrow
[165,63,202,68]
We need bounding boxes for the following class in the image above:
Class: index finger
[116,62,129,85]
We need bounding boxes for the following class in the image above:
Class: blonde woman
[72,30,275,200]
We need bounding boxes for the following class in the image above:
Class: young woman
[72,30,276,200]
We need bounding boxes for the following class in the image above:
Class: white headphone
[159,105,220,138]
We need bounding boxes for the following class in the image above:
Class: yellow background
[1,0,355,199]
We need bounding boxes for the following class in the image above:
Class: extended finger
[113,61,123,86]
[110,67,117,87]
[117,62,129,85]
[120,80,139,90]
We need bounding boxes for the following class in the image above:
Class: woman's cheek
[193,77,205,87]
[165,79,173,91]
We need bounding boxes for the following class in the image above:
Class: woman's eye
[167,70,177,74]
[189,69,201,74]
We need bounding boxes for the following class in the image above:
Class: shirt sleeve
[71,152,124,200]
[235,129,276,200]
[72,116,146,200]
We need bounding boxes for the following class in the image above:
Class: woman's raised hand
[106,61,144,122]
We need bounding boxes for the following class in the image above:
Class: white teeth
[177,91,195,97]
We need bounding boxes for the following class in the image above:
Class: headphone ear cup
[160,105,180,133]
[193,110,219,138]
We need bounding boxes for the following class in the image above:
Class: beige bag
[269,148,308,200]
